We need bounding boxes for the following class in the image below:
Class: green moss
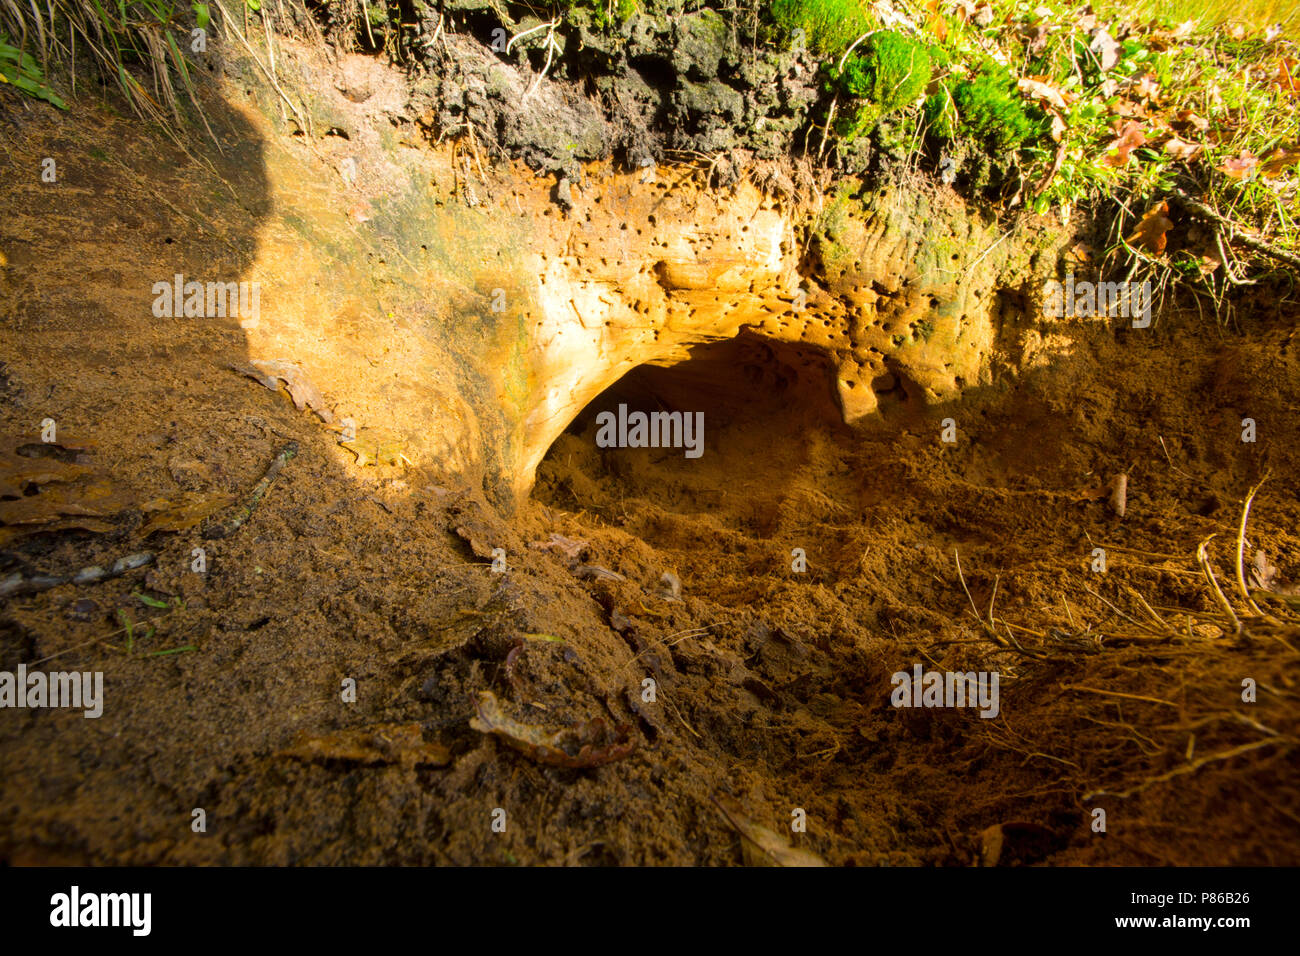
[562,0,639,28]
[923,87,956,140]
[928,60,1042,152]
[769,0,871,54]
[823,32,932,141]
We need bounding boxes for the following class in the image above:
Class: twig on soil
[1095,540,1183,562]
[1123,585,1174,635]
[1079,714,1161,752]
[513,18,560,105]
[1060,593,1076,630]
[663,693,701,739]
[1158,711,1279,738]
[1157,435,1203,487]
[505,19,556,53]
[799,741,842,761]
[1172,187,1300,272]
[954,549,992,636]
[961,227,1015,284]
[665,625,712,647]
[0,552,155,600]
[25,607,180,666]
[203,441,298,539]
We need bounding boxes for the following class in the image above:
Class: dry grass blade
[213,0,310,137]
[1123,584,1174,636]
[1082,582,1165,638]
[954,549,1044,659]
[1235,475,1271,620]
[1197,534,1240,635]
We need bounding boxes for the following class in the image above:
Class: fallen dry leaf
[712,793,828,867]
[140,493,237,535]
[279,723,451,767]
[453,524,497,560]
[1110,97,1148,120]
[1089,27,1120,71]
[469,690,635,768]
[1018,77,1069,111]
[1163,136,1203,161]
[1102,121,1147,167]
[1048,111,1067,142]
[234,360,333,423]
[0,517,117,547]
[925,0,947,42]
[0,449,90,498]
[338,428,411,467]
[1274,59,1294,90]
[978,821,1059,866]
[0,479,131,523]
[1249,550,1278,591]
[14,441,95,464]
[1260,146,1300,178]
[1108,473,1128,518]
[1024,23,1050,55]
[1127,201,1173,254]
[1068,242,1095,265]
[1131,72,1161,102]
[980,823,1005,866]
[528,532,588,560]
[1219,152,1258,181]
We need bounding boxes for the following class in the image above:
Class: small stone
[68,598,99,623]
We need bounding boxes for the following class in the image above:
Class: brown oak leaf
[1103,121,1146,167]
[1127,201,1173,255]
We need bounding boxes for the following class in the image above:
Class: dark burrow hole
[533,332,849,516]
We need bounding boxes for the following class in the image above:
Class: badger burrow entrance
[521,311,1300,866]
